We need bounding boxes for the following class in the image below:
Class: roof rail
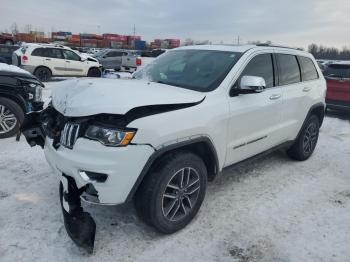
[256,43,304,51]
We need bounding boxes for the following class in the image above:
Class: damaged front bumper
[20,110,154,253]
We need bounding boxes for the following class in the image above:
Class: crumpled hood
[51,78,205,117]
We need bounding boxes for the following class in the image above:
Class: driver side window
[63,50,81,61]
[240,53,275,88]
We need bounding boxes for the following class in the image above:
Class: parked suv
[0,63,43,138]
[12,44,102,81]
[93,49,141,71]
[21,45,326,252]
[324,62,350,111]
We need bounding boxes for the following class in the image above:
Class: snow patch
[0,63,31,75]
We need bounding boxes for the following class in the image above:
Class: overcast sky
[1,0,350,48]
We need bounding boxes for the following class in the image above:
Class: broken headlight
[85,125,136,147]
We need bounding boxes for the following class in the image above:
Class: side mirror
[240,76,266,92]
[81,57,87,62]
[230,76,266,96]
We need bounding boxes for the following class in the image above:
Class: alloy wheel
[0,104,17,134]
[302,122,318,154]
[162,167,201,222]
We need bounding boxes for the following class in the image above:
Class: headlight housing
[22,80,43,102]
[32,84,43,102]
[85,125,136,147]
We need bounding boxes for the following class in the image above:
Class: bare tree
[10,22,19,35]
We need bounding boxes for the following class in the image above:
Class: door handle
[303,87,312,92]
[45,58,51,61]
[269,94,281,100]
[66,60,70,63]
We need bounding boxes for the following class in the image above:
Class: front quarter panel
[129,91,229,170]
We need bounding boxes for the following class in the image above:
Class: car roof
[23,43,72,50]
[175,44,311,56]
[328,61,350,66]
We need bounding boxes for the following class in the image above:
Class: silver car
[93,49,141,71]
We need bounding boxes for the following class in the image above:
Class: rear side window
[31,48,44,57]
[298,56,319,81]
[47,48,64,59]
[240,53,275,88]
[277,54,301,85]
[323,64,350,79]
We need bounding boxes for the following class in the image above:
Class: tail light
[22,56,28,62]
[136,58,142,66]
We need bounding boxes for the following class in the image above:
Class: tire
[287,114,320,161]
[87,68,101,77]
[135,151,207,234]
[34,67,52,82]
[0,97,24,139]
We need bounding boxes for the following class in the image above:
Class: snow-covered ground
[0,81,350,262]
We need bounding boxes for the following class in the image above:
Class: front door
[225,53,284,166]
[62,49,85,76]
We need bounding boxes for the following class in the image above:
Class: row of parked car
[0,43,146,82]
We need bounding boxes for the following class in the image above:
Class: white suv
[21,44,326,253]
[12,44,102,81]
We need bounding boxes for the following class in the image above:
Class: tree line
[308,44,350,60]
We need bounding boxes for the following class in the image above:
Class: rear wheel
[287,114,320,161]
[135,152,207,234]
[87,68,101,77]
[0,97,24,139]
[34,67,52,82]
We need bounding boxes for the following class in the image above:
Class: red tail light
[136,58,142,66]
[22,56,28,62]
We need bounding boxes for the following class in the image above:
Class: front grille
[60,122,80,149]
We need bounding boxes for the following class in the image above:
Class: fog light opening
[79,170,108,183]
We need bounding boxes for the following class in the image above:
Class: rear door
[42,48,66,76]
[324,64,350,104]
[276,53,320,140]
[225,52,284,165]
[62,49,85,76]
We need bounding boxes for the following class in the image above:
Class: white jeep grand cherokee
[22,44,326,253]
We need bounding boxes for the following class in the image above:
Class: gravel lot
[0,81,350,262]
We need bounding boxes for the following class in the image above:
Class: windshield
[134,49,242,92]
[324,64,350,79]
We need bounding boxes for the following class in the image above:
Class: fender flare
[126,136,219,202]
[0,91,27,112]
[296,102,325,139]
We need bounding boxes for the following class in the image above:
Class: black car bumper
[326,99,350,111]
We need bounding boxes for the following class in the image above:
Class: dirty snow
[0,81,350,262]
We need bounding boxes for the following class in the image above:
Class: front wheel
[0,97,24,139]
[287,114,320,161]
[135,152,207,234]
[87,68,102,77]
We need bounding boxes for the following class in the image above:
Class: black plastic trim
[297,102,325,138]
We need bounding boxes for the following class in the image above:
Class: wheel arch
[34,65,52,76]
[0,93,26,112]
[297,102,325,139]
[126,137,219,202]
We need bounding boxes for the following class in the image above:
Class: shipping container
[134,40,146,50]
[127,35,141,45]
